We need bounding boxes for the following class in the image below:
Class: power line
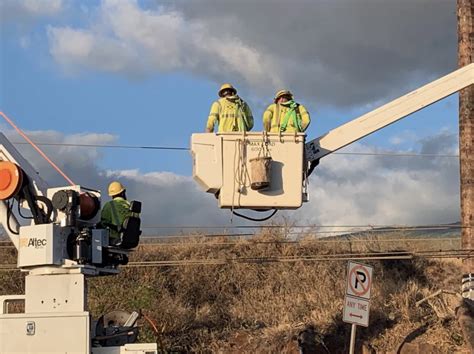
[137,237,460,247]
[334,151,459,158]
[0,248,471,271]
[140,224,465,230]
[0,237,460,249]
[11,141,459,158]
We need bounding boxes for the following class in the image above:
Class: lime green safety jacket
[263,101,310,133]
[101,197,131,240]
[206,96,254,133]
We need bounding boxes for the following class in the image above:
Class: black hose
[35,196,53,222]
[232,209,278,222]
[17,200,33,219]
[6,200,19,235]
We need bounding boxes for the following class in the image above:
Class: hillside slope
[0,231,469,352]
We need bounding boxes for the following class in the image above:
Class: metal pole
[349,323,357,354]
[457,0,474,300]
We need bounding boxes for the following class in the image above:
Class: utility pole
[457,1,474,350]
[458,0,474,299]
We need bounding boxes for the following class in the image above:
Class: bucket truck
[192,64,474,209]
[0,133,157,353]
[191,63,474,297]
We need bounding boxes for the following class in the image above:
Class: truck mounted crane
[0,131,157,353]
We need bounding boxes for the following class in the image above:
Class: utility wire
[0,249,471,270]
[0,237,461,249]
[137,237,460,247]
[11,141,459,158]
[139,224,465,230]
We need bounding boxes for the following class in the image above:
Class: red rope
[0,111,75,186]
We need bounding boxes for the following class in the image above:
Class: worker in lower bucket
[263,90,310,133]
[101,181,131,243]
[206,83,254,133]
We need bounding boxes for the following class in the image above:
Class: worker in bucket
[101,181,131,243]
[206,83,254,133]
[263,90,310,133]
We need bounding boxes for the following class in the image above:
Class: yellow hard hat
[274,89,293,103]
[218,83,237,97]
[108,181,125,197]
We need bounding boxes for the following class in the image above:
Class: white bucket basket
[191,132,306,209]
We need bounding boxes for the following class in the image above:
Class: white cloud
[3,128,234,234]
[389,130,419,146]
[297,140,460,229]
[47,0,281,89]
[46,0,455,107]
[2,128,461,235]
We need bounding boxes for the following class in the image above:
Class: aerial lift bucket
[191,132,306,209]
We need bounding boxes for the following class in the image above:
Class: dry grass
[0,231,468,353]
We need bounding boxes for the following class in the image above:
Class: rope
[11,142,188,150]
[0,111,75,186]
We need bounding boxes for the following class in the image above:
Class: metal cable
[0,237,461,249]
[10,141,459,158]
[137,237,460,246]
[139,224,466,230]
[1,249,471,269]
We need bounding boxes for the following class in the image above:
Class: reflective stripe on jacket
[101,197,131,239]
[263,102,310,133]
[206,96,254,132]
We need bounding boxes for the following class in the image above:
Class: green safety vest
[101,197,131,239]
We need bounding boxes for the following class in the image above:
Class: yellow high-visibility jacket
[206,96,254,133]
[263,102,310,133]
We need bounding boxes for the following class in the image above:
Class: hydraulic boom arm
[305,63,474,162]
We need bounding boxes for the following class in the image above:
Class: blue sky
[1,12,459,175]
[0,0,463,231]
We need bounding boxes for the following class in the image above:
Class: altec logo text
[19,238,47,248]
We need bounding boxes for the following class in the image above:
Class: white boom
[306,63,474,162]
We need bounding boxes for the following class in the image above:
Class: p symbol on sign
[355,271,366,289]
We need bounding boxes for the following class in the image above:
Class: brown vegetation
[0,231,469,352]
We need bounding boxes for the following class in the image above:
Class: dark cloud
[0,0,64,23]
[165,0,457,106]
[46,0,457,108]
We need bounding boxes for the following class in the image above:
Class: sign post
[349,323,357,354]
[343,261,373,353]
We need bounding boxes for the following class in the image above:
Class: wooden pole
[458,0,474,299]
